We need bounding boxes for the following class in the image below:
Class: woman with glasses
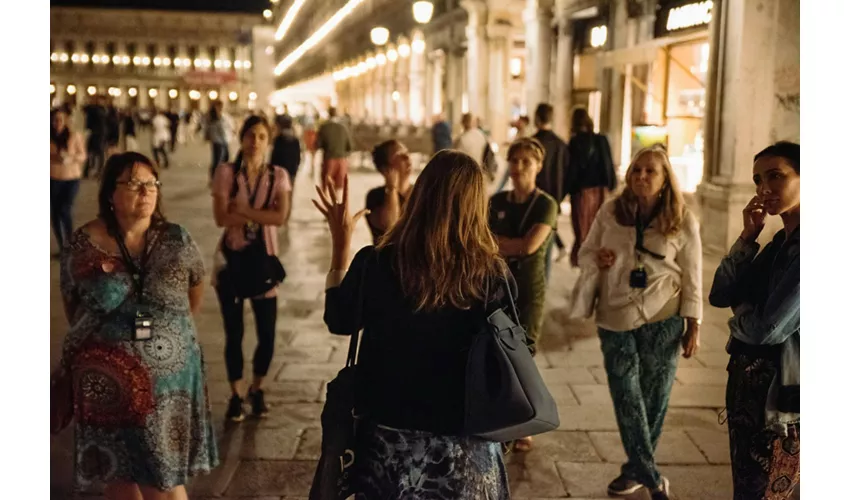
[55,151,219,499]
[569,147,702,500]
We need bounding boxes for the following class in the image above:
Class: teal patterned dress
[59,222,219,490]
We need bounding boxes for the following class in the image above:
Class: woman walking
[316,151,513,499]
[55,151,218,499]
[565,108,617,267]
[51,108,86,254]
[211,115,292,422]
[569,146,702,500]
[709,141,800,499]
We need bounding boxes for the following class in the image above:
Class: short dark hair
[98,152,166,234]
[534,103,554,125]
[328,107,338,118]
[276,114,293,130]
[754,141,800,173]
[372,139,400,172]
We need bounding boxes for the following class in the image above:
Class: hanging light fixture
[370,26,389,46]
[412,1,434,24]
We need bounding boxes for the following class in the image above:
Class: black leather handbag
[309,256,369,500]
[464,274,560,442]
[218,167,286,299]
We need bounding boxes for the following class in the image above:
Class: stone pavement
[51,135,743,500]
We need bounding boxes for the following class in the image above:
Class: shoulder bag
[309,252,371,500]
[464,273,560,442]
[218,166,286,298]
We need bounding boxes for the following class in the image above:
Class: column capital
[460,0,488,25]
[486,23,512,40]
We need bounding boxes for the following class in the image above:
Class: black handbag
[309,256,369,500]
[218,166,286,299]
[464,274,560,442]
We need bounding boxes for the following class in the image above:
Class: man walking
[317,107,353,194]
[532,103,570,272]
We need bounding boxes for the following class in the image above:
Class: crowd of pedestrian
[50,100,800,500]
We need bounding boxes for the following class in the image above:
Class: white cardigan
[570,200,703,332]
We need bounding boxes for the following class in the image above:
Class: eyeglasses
[118,180,162,192]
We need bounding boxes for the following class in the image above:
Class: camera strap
[634,204,666,262]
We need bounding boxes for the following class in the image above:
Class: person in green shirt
[489,136,558,451]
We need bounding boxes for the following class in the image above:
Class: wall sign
[655,0,713,37]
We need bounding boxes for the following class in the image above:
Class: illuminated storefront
[598,0,713,192]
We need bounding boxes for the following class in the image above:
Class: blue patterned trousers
[599,316,684,489]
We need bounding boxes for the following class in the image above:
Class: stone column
[487,24,511,146]
[408,31,426,125]
[139,84,149,109]
[390,42,405,122]
[698,0,800,253]
[461,0,489,121]
[445,49,463,126]
[524,0,554,117]
[431,49,445,116]
[553,15,573,137]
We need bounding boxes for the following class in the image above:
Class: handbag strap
[344,250,371,368]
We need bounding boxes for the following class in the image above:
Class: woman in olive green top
[489,137,558,451]
[489,138,559,349]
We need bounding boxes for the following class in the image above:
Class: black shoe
[650,476,670,500]
[225,394,245,422]
[607,475,643,496]
[248,388,269,417]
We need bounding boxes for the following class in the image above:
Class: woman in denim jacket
[709,141,800,499]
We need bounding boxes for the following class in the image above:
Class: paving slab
[588,430,706,465]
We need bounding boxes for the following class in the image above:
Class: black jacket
[565,132,617,194]
[533,129,570,202]
[270,133,301,176]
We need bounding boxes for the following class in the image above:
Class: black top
[270,133,302,176]
[566,132,617,194]
[364,186,408,243]
[123,114,136,137]
[532,129,570,202]
[324,245,518,435]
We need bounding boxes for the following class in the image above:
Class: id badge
[629,267,648,289]
[133,306,154,341]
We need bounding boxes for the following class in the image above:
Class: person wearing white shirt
[151,109,171,169]
[453,113,488,164]
[568,146,702,500]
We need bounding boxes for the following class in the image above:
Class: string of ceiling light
[273,0,434,78]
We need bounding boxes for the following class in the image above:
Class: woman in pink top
[51,108,86,254]
[211,115,292,422]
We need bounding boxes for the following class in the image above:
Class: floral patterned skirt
[354,423,510,500]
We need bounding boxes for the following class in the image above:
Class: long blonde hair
[377,150,506,311]
[614,146,687,237]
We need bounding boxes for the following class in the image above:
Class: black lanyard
[114,229,154,301]
[634,204,666,261]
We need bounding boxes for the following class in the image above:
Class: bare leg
[104,481,143,500]
[139,484,189,500]
[250,376,265,393]
[229,379,246,398]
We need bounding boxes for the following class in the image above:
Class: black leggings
[50,178,80,249]
[216,286,278,382]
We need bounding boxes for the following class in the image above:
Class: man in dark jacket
[532,103,570,272]
[271,114,301,222]
[83,96,108,178]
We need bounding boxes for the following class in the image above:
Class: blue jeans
[50,178,80,249]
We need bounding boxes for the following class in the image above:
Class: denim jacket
[709,228,800,433]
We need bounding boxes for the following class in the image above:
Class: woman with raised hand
[315,151,514,499]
